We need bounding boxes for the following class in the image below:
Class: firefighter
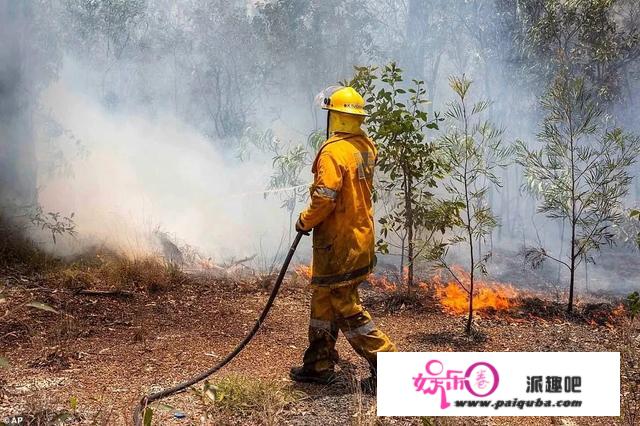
[289,86,397,391]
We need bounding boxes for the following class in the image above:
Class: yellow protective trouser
[302,282,397,373]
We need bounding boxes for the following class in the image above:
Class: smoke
[36,79,304,261]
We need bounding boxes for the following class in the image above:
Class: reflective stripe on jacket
[299,132,377,286]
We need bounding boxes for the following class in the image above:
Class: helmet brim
[323,105,368,117]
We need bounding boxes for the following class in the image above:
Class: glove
[295,217,310,235]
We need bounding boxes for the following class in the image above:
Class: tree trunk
[462,94,474,335]
[466,212,475,335]
[464,169,475,334]
[405,174,415,292]
[568,116,577,314]
[399,235,405,285]
[404,0,428,78]
[568,223,576,314]
[0,1,38,207]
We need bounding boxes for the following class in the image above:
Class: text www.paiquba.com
[454,398,583,410]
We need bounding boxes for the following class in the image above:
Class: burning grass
[363,265,628,327]
[435,281,518,314]
[430,265,520,314]
[293,264,312,281]
[367,273,398,292]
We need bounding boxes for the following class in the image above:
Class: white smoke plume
[36,81,301,263]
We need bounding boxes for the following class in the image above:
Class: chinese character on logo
[526,376,543,393]
[545,376,563,393]
[564,376,581,393]
[413,360,499,409]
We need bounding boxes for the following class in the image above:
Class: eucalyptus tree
[62,0,147,99]
[437,75,510,334]
[0,0,62,204]
[631,209,640,249]
[254,0,374,127]
[506,0,640,103]
[516,74,640,313]
[350,63,458,290]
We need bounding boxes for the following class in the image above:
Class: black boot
[289,366,336,385]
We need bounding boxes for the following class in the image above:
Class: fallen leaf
[26,301,58,314]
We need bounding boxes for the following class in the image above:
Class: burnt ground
[0,265,639,426]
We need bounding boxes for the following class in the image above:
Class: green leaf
[26,301,58,314]
[143,407,153,426]
[626,291,640,320]
[0,356,9,368]
[69,396,78,411]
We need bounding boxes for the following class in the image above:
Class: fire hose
[132,231,306,425]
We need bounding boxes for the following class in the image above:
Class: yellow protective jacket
[299,132,377,287]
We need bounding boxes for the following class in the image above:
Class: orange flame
[612,303,626,318]
[368,273,397,291]
[433,266,518,314]
[294,265,312,280]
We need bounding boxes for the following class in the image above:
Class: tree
[238,127,322,243]
[516,74,640,313]
[62,0,147,99]
[0,0,62,206]
[509,0,640,103]
[631,209,640,249]
[254,0,374,127]
[350,63,457,290]
[186,1,266,140]
[269,143,311,243]
[437,75,510,334]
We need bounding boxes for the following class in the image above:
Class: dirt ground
[0,264,638,426]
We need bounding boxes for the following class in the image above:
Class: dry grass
[368,285,436,314]
[347,372,378,426]
[55,268,95,291]
[11,392,80,426]
[0,213,186,295]
[48,252,187,294]
[99,256,185,293]
[197,374,305,425]
[0,215,57,270]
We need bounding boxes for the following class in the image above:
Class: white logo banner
[377,352,619,416]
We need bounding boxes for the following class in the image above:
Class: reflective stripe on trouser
[302,281,397,373]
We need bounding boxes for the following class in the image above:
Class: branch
[537,249,572,271]
[439,259,470,294]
